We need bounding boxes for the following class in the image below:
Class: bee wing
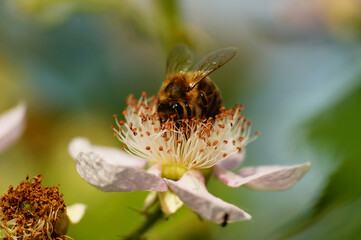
[189,47,237,89]
[166,45,194,77]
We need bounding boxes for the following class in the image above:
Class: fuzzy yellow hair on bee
[157,45,237,122]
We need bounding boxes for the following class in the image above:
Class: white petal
[165,170,251,224]
[214,161,311,191]
[142,191,158,213]
[69,137,168,192]
[157,191,183,218]
[0,102,26,153]
[67,203,87,224]
[69,137,146,169]
[217,151,246,169]
[147,163,162,177]
[142,164,166,213]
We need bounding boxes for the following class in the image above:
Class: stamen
[113,94,258,169]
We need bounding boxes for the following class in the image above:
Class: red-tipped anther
[255,131,260,136]
[113,114,118,118]
[113,132,118,136]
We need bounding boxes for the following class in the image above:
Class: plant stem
[123,206,163,240]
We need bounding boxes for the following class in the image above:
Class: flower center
[113,94,258,170]
[161,165,188,180]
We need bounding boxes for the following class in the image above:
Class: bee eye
[171,103,184,119]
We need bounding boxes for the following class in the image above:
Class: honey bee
[157,45,237,122]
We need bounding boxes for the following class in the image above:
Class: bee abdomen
[196,78,223,118]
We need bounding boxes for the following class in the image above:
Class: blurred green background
[1,0,361,239]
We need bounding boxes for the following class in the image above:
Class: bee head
[157,102,184,122]
[164,77,188,99]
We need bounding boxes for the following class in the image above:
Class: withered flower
[0,175,86,239]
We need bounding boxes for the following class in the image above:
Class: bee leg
[184,129,189,141]
[198,92,208,118]
[199,92,208,107]
[185,103,192,118]
[159,118,166,127]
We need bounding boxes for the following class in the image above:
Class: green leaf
[278,80,361,239]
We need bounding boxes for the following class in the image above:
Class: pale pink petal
[165,170,251,224]
[0,103,26,153]
[217,151,246,169]
[142,164,167,213]
[142,191,158,213]
[69,138,168,192]
[157,191,183,218]
[67,203,87,224]
[147,163,163,177]
[69,137,145,169]
[214,161,311,191]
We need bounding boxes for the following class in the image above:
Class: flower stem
[123,205,163,240]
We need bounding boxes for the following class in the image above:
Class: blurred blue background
[1,0,361,239]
